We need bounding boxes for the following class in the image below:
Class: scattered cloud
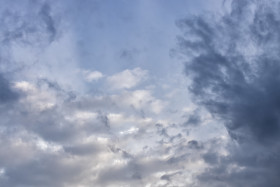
[84,70,104,82]
[107,68,148,90]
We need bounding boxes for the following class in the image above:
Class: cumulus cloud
[107,68,148,90]
[0,73,201,187]
[177,0,280,186]
[83,70,104,82]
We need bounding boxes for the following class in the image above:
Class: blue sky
[1,0,280,186]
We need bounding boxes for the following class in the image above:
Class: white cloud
[14,81,57,111]
[2,76,229,187]
[107,68,148,90]
[84,71,104,82]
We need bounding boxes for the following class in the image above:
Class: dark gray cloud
[184,112,201,126]
[0,74,18,103]
[177,0,280,186]
[39,2,57,42]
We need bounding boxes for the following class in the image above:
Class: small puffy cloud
[84,71,104,82]
[107,68,148,90]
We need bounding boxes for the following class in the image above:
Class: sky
[1,0,280,186]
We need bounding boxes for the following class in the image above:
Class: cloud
[107,68,148,90]
[39,2,57,42]
[177,0,280,186]
[0,72,218,187]
[0,0,239,186]
[0,74,19,103]
[84,70,104,82]
[0,0,59,47]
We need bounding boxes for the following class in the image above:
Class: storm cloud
[177,0,280,186]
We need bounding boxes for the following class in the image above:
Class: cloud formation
[1,0,269,186]
[107,68,148,90]
[177,0,280,186]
